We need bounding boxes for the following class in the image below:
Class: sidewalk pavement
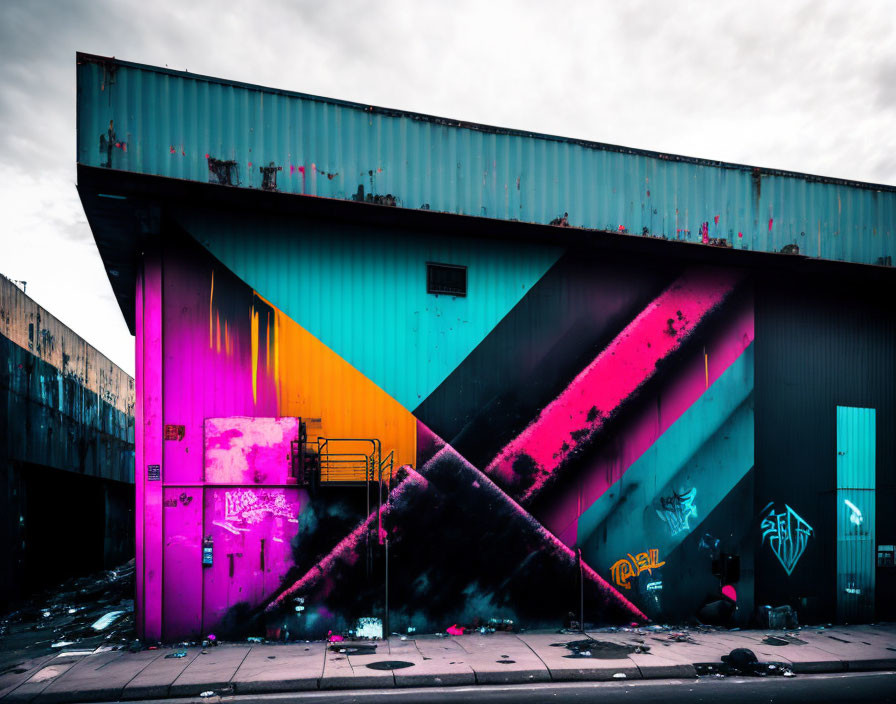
[2,624,895,702]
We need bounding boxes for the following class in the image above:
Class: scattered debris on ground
[0,560,136,670]
[552,638,648,659]
[763,634,807,646]
[758,604,799,629]
[328,643,378,655]
[695,647,795,678]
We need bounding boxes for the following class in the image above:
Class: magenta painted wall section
[540,290,755,546]
[134,261,144,637]
[485,268,745,505]
[136,251,164,641]
[204,417,298,485]
[162,253,279,487]
[148,243,311,639]
[158,246,269,638]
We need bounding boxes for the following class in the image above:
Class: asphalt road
[155,671,896,704]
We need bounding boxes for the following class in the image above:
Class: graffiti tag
[656,488,698,535]
[610,549,666,590]
[844,499,863,527]
[760,503,813,576]
[224,489,293,525]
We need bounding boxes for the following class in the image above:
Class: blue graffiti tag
[760,503,813,576]
[656,488,698,535]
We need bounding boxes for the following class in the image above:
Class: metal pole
[377,443,383,544]
[366,457,371,580]
[384,537,390,638]
[578,547,584,634]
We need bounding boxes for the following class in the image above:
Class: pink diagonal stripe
[485,267,744,504]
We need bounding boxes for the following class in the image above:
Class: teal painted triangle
[181,210,562,410]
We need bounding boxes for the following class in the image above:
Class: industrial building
[0,274,135,611]
[76,53,895,642]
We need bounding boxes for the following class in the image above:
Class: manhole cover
[366,660,415,670]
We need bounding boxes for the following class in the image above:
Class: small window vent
[427,263,467,297]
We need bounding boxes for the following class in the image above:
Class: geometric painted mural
[181,208,563,410]
[149,220,756,638]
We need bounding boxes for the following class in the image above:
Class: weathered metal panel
[0,275,134,480]
[0,274,134,421]
[77,54,895,267]
[836,405,876,622]
[754,275,896,621]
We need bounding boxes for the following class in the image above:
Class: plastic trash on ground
[356,617,383,639]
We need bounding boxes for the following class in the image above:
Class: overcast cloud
[1,0,894,376]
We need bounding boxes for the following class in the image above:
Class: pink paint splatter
[269,433,646,623]
[446,624,464,635]
[170,146,176,154]
[485,268,743,505]
[541,295,754,546]
[425,443,646,622]
[266,469,429,610]
[768,218,774,232]
[713,215,720,225]
[738,232,743,238]
[722,585,737,602]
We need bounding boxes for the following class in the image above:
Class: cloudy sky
[1,0,894,376]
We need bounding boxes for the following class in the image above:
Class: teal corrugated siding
[77,55,896,267]
[836,405,876,622]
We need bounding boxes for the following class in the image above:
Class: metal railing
[317,438,380,485]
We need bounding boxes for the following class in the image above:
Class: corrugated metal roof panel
[76,54,895,267]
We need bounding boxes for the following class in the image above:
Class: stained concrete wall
[0,275,135,611]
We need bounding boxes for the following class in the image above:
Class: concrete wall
[0,275,135,610]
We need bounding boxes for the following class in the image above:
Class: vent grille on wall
[427,263,467,297]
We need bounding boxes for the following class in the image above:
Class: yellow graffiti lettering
[610,558,636,589]
[610,548,666,589]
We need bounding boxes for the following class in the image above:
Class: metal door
[200,417,306,633]
[836,406,876,622]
